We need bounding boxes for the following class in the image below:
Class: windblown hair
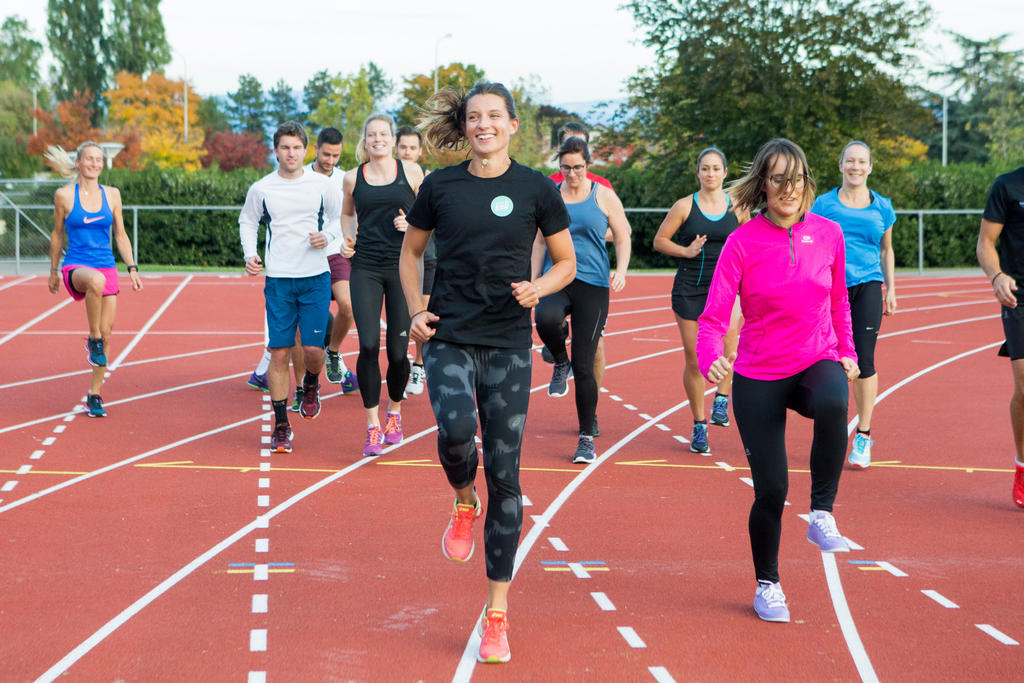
[840,139,872,164]
[728,138,817,214]
[355,112,397,164]
[558,135,591,164]
[696,147,727,171]
[43,141,102,179]
[418,81,517,152]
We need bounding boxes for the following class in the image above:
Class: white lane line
[976,624,1019,645]
[42,437,55,445]
[261,424,271,433]
[591,592,616,611]
[739,477,754,487]
[258,478,270,489]
[610,395,622,401]
[0,298,74,347]
[247,671,267,683]
[1,481,17,492]
[522,494,532,507]
[0,274,34,291]
[259,462,270,472]
[63,415,75,422]
[253,565,269,581]
[715,461,734,471]
[624,404,637,411]
[548,537,568,551]
[899,299,991,314]
[639,413,654,420]
[17,465,31,474]
[255,516,269,529]
[260,436,270,445]
[820,553,879,682]
[673,435,689,444]
[618,626,647,648]
[568,562,591,579]
[845,538,864,551]
[255,539,269,553]
[108,275,193,370]
[921,590,959,608]
[53,425,66,433]
[251,594,268,614]
[655,424,670,431]
[649,666,677,683]
[875,561,908,577]
[30,450,44,460]
[256,495,269,507]
[249,629,267,652]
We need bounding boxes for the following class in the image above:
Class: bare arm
[598,185,632,291]
[512,229,576,309]
[341,170,358,257]
[106,187,142,291]
[880,225,895,315]
[653,197,704,258]
[530,232,546,281]
[978,217,1016,308]
[48,187,70,294]
[400,225,434,342]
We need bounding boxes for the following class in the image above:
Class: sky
[4,0,1022,109]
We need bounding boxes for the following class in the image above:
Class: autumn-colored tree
[398,62,487,168]
[27,90,106,156]
[106,70,204,170]
[201,131,269,171]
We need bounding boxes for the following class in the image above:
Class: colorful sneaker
[86,393,106,418]
[363,425,383,457]
[383,412,404,444]
[300,379,321,419]
[341,370,359,395]
[86,337,106,367]
[690,422,709,453]
[325,350,343,384]
[270,423,292,453]
[710,394,730,426]
[477,609,511,663]
[246,371,269,392]
[442,497,482,561]
[1013,462,1024,508]
[807,511,850,552]
[288,388,303,412]
[407,363,425,395]
[573,434,596,464]
[849,433,873,469]
[548,360,572,397]
[754,581,790,623]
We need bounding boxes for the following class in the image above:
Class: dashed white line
[53,425,66,434]
[261,424,271,433]
[610,395,622,401]
[921,590,959,609]
[715,461,734,471]
[548,537,568,551]
[257,495,269,507]
[568,562,591,579]
[844,537,864,551]
[249,629,267,652]
[260,436,270,444]
[255,516,269,529]
[260,449,271,458]
[649,666,676,683]
[253,565,269,581]
[30,450,44,459]
[655,424,670,431]
[673,435,689,444]
[259,462,271,472]
[617,626,646,648]
[258,478,270,489]
[255,539,269,553]
[522,494,532,507]
[42,437,56,446]
[1,481,17,492]
[976,624,1019,645]
[591,592,616,611]
[624,404,637,411]
[17,465,31,474]
[247,671,266,683]
[639,413,654,420]
[251,594,268,613]
[739,477,754,487]
[63,415,75,422]
[875,561,908,577]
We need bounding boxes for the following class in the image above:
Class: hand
[841,356,860,381]
[511,280,542,309]
[610,271,626,292]
[308,232,328,249]
[705,352,737,384]
[245,256,263,276]
[681,234,707,258]
[410,310,438,343]
[883,288,897,315]
[394,209,408,233]
[48,271,60,294]
[994,272,1018,308]
[341,236,355,258]
[129,271,143,291]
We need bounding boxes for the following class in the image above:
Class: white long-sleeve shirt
[239,168,342,278]
[309,162,347,256]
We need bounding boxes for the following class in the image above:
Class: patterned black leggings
[423,341,532,582]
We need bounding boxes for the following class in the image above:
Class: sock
[857,428,871,436]
[809,509,830,521]
[272,399,288,425]
[695,419,707,425]
[715,392,729,399]
[413,362,424,369]
[256,349,271,375]
[303,370,319,389]
[1015,458,1024,468]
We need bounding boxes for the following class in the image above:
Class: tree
[0,15,44,88]
[227,73,269,140]
[47,0,108,125]
[106,71,204,169]
[102,0,171,75]
[27,90,106,156]
[267,79,301,126]
[0,80,36,140]
[366,61,393,107]
[398,62,486,126]
[308,68,375,169]
[303,69,333,128]
[197,95,232,136]
[201,131,269,171]
[507,76,553,168]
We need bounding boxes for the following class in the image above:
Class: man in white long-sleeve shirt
[240,120,342,453]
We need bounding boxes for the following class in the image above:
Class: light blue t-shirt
[812,188,896,287]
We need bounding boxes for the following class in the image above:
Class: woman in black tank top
[342,113,424,456]
[653,148,748,454]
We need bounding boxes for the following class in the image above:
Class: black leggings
[423,341,532,582]
[732,360,848,583]
[849,281,883,378]
[534,279,609,434]
[349,266,411,409]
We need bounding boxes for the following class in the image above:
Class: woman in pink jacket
[697,138,859,624]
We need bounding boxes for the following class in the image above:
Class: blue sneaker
[849,433,872,469]
[86,394,106,418]
[710,394,730,426]
[548,360,572,397]
[341,370,359,395]
[86,337,106,367]
[689,422,709,453]
[246,372,269,392]
[754,581,790,623]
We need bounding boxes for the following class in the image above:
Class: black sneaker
[86,337,107,367]
[548,361,572,397]
[325,350,343,384]
[86,393,106,417]
[572,434,596,464]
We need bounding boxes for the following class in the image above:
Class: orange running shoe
[1013,462,1024,508]
[442,497,482,561]
[477,609,511,663]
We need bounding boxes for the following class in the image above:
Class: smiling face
[396,134,422,163]
[763,153,809,224]
[275,135,307,174]
[76,144,104,180]
[363,119,394,161]
[697,152,727,192]
[463,93,519,158]
[840,143,872,189]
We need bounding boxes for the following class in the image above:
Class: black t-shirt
[406,160,570,348]
[984,167,1024,280]
[352,160,416,270]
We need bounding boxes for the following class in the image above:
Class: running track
[0,272,1021,681]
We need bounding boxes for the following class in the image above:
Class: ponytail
[419,86,469,152]
[43,145,77,178]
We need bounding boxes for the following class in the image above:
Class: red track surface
[1,272,1021,682]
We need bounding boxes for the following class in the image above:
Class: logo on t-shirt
[490,195,514,217]
[801,235,813,244]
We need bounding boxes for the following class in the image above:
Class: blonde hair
[43,141,103,179]
[418,81,517,153]
[355,113,396,164]
[728,138,816,214]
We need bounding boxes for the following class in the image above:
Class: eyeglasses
[559,164,586,174]
[766,173,808,189]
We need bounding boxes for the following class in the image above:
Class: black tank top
[675,193,739,292]
[352,160,416,269]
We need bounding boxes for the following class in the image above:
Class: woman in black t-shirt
[400,82,575,664]
[342,113,424,456]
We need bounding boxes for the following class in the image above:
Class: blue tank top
[63,184,115,268]
[543,182,610,288]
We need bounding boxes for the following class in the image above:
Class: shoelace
[577,436,595,453]
[366,426,382,445]
[553,362,571,382]
[273,424,290,440]
[452,504,477,539]
[812,514,841,539]
[481,612,508,643]
[759,583,786,607]
[384,414,401,434]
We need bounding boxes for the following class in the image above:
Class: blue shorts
[264,273,331,349]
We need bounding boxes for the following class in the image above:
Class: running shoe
[477,609,511,663]
[548,360,572,398]
[584,415,600,438]
[383,412,403,444]
[325,350,343,384]
[754,581,790,623]
[270,423,293,453]
[690,422,709,453]
[710,394,730,426]
[300,379,321,419]
[86,337,106,367]
[85,393,106,418]
[806,511,850,552]
[442,496,482,561]
[363,425,383,457]
[288,388,303,412]
[573,434,596,464]
[849,433,873,469]
[407,363,425,395]
[341,370,359,395]
[246,372,269,392]
[1013,462,1024,508]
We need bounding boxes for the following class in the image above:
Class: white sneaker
[849,433,872,469]
[407,363,425,395]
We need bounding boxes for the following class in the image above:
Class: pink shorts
[328,253,351,284]
[62,265,120,301]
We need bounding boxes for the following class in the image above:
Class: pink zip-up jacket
[697,212,856,381]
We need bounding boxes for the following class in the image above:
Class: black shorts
[999,303,1024,359]
[848,281,883,378]
[671,269,709,320]
[423,259,437,296]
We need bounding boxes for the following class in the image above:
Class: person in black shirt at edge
[399,81,575,664]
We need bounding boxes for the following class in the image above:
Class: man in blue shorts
[240,120,342,453]
[977,164,1024,507]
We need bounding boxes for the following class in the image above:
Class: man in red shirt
[548,122,614,189]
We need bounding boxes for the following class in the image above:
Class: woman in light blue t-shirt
[811,140,896,470]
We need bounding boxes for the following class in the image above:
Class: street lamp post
[434,33,453,93]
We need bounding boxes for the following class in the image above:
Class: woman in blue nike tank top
[46,141,142,418]
[653,148,748,454]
